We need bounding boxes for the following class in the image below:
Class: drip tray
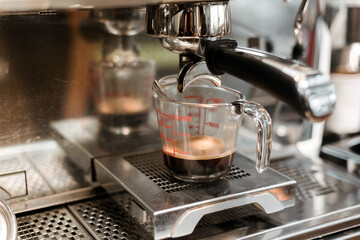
[94,151,296,239]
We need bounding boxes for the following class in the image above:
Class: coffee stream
[162,136,234,177]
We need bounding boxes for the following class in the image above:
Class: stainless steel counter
[0,117,358,239]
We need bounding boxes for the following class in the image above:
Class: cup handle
[232,100,272,173]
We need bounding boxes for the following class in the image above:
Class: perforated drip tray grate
[17,207,91,240]
[271,161,341,202]
[68,196,152,240]
[267,157,360,226]
[124,151,250,193]
[94,150,296,239]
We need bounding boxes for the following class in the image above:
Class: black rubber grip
[204,41,305,117]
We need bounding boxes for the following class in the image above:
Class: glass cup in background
[91,58,155,135]
[153,75,272,182]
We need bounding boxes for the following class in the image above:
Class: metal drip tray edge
[241,205,360,240]
[94,150,296,239]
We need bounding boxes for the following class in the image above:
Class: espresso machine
[320,1,360,178]
[0,0,360,239]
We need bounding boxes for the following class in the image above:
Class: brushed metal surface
[51,117,161,174]
[0,140,95,214]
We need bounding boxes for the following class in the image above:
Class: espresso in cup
[162,136,235,181]
[98,96,149,129]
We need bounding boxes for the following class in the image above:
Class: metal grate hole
[17,207,90,240]
[123,151,250,193]
[69,197,152,240]
[272,162,340,201]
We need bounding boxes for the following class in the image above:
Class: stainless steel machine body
[0,0,359,239]
[145,1,336,122]
[320,1,360,179]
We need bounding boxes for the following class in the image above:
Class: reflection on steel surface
[0,153,53,202]
[51,117,161,174]
[0,140,91,208]
[0,170,27,200]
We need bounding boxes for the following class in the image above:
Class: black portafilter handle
[202,39,336,122]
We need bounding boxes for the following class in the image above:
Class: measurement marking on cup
[202,97,223,134]
[156,96,223,156]
[185,95,203,134]
[157,108,191,157]
[204,122,219,128]
[206,98,224,104]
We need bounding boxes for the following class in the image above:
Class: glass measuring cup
[153,75,272,182]
[91,58,155,135]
